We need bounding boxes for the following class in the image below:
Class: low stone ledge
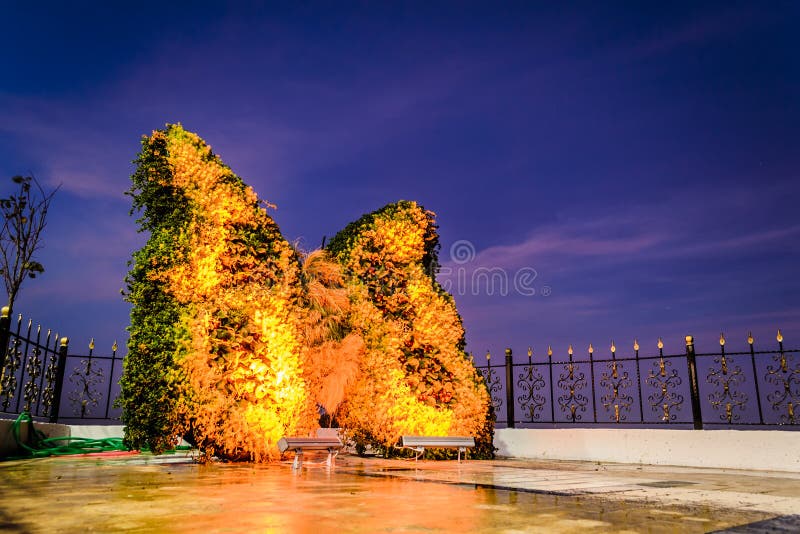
[0,417,70,458]
[68,425,125,440]
[495,428,800,472]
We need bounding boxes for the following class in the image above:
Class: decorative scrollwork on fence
[764,349,799,424]
[68,358,104,417]
[646,356,684,421]
[478,366,503,412]
[22,347,43,412]
[707,350,748,423]
[40,350,60,417]
[600,359,634,422]
[1,339,22,410]
[556,354,589,422]
[517,363,546,421]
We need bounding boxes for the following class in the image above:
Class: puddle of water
[0,455,775,533]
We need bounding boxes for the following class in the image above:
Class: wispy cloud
[670,224,800,257]
[1,40,477,204]
[443,181,800,353]
[603,4,765,65]
[468,224,665,270]
[0,94,135,200]
[443,180,800,274]
[19,203,143,303]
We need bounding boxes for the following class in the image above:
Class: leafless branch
[0,175,59,312]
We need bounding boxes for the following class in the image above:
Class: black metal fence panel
[476,334,799,429]
[0,313,66,422]
[0,309,123,424]
[3,307,798,430]
[60,344,124,423]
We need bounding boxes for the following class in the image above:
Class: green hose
[7,411,129,459]
[4,412,193,461]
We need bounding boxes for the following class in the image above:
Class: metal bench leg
[458,447,466,463]
[326,448,338,468]
[292,449,303,470]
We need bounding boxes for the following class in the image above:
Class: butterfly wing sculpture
[326,201,494,457]
[119,125,493,461]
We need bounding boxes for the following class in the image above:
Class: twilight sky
[1,2,798,358]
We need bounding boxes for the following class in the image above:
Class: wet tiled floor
[0,452,797,533]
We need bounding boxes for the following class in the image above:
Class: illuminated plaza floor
[1,452,799,533]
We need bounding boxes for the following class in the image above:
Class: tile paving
[340,456,800,516]
[1,451,799,532]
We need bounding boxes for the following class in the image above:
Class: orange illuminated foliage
[327,202,494,457]
[122,124,317,461]
[121,126,493,461]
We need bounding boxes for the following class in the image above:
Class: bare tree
[0,175,59,313]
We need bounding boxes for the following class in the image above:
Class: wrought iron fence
[475,332,799,429]
[3,305,798,430]
[61,339,124,423]
[0,308,67,422]
[0,307,123,424]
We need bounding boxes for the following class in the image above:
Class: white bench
[401,435,476,462]
[277,436,343,469]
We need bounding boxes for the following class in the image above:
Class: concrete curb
[0,418,70,457]
[495,428,800,472]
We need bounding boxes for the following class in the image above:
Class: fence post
[49,337,69,423]
[685,335,703,429]
[505,348,515,428]
[0,306,10,377]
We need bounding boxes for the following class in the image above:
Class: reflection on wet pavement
[0,453,782,533]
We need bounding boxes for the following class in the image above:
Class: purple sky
[1,2,798,359]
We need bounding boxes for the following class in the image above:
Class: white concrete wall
[0,418,70,457]
[69,425,125,440]
[495,428,800,472]
[67,425,203,448]
[63,425,799,472]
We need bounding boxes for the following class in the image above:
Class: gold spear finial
[547,345,553,357]
[657,337,664,350]
[777,329,784,343]
[747,332,754,345]
[527,346,533,359]
[588,343,594,354]
[610,340,616,353]
[89,338,95,351]
[112,340,118,352]
[568,344,573,356]
[633,339,640,351]
[486,350,491,361]
[719,332,726,346]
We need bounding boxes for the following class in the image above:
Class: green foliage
[119,129,495,460]
[118,124,316,459]
[326,200,441,278]
[327,201,495,459]
[117,127,193,453]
